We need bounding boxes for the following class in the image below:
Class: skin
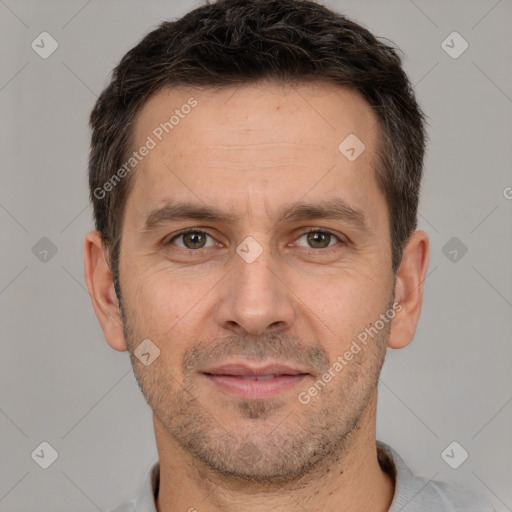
[84,82,429,512]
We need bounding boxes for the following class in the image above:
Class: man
[84,0,495,510]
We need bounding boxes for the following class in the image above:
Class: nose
[214,245,296,336]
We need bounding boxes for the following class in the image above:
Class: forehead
[133,81,377,152]
[127,82,382,224]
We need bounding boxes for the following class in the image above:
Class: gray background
[0,0,511,510]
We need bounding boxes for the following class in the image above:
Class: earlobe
[387,230,430,349]
[84,231,128,352]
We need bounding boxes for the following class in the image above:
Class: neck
[154,393,394,512]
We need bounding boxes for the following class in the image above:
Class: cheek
[128,271,210,349]
[303,270,392,350]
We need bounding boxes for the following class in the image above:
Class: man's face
[118,82,396,480]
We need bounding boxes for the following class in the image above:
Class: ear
[387,230,430,349]
[84,231,127,352]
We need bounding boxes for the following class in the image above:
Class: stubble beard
[120,299,391,485]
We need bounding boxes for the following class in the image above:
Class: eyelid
[293,228,345,249]
[166,228,218,248]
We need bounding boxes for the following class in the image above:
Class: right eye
[167,229,217,250]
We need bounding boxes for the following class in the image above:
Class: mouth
[201,363,311,400]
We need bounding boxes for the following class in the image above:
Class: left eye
[295,230,340,249]
[170,230,216,250]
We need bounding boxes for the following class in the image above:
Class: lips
[201,363,310,400]
[203,363,307,377]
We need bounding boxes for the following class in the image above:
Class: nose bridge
[215,236,295,335]
[236,244,277,300]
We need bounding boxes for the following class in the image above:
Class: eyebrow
[142,198,370,234]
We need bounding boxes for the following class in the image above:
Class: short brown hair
[89,0,427,287]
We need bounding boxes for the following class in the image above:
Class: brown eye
[170,230,214,250]
[306,231,332,248]
[296,230,339,249]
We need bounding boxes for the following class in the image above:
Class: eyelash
[166,228,345,253]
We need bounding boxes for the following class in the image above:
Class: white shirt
[109,441,495,512]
